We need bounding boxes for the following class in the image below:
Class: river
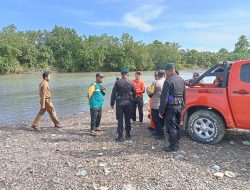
[0,71,199,124]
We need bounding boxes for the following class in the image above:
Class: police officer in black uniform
[110,69,136,142]
[159,63,186,152]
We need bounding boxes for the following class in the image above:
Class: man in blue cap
[110,69,136,141]
[159,63,186,152]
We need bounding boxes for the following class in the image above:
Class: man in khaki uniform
[31,72,61,129]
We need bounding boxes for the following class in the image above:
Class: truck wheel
[188,110,226,144]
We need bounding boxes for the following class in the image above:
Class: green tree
[0,24,250,74]
[46,26,82,72]
[234,35,250,60]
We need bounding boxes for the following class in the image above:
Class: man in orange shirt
[131,71,145,124]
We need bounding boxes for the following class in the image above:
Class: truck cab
[182,59,250,144]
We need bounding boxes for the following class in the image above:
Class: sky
[0,0,250,51]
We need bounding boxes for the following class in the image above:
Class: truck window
[197,66,226,87]
[240,64,250,83]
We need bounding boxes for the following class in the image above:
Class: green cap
[164,63,175,70]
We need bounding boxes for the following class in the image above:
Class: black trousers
[116,104,132,136]
[165,105,182,147]
[90,108,102,131]
[152,109,164,137]
[132,96,144,122]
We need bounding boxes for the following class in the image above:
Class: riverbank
[0,65,203,75]
[0,107,249,190]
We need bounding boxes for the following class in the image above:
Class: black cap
[96,73,105,78]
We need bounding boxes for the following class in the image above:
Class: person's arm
[141,82,145,93]
[88,85,95,101]
[100,85,106,96]
[131,84,136,98]
[136,82,145,94]
[110,82,118,108]
[213,79,220,87]
[159,80,170,116]
[41,84,46,109]
[183,81,186,109]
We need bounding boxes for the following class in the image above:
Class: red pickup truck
[182,59,250,144]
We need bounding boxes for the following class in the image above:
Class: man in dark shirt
[185,72,201,86]
[159,63,186,152]
[110,69,136,142]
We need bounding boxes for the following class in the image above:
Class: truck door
[229,62,250,128]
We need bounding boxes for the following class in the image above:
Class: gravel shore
[0,107,249,190]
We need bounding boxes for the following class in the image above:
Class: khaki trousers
[33,99,60,126]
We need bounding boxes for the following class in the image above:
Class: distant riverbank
[0,65,202,75]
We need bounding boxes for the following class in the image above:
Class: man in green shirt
[88,73,106,136]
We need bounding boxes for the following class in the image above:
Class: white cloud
[130,4,166,21]
[82,3,166,32]
[123,12,153,32]
[122,4,166,32]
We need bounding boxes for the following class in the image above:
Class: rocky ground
[0,107,249,190]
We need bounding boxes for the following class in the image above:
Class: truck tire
[188,110,226,144]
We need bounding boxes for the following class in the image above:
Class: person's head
[164,63,176,78]
[158,70,165,79]
[216,74,223,81]
[121,69,129,79]
[42,71,50,81]
[96,73,105,83]
[193,72,200,79]
[135,71,141,80]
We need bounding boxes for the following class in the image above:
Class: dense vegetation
[0,24,250,74]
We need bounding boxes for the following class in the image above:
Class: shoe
[95,128,102,132]
[125,133,131,139]
[148,127,155,131]
[154,135,165,140]
[90,131,97,136]
[152,131,165,137]
[31,125,38,130]
[162,145,179,152]
[152,132,159,137]
[115,136,124,142]
[54,125,62,128]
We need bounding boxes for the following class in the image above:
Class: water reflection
[0,71,198,123]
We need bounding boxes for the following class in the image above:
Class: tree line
[0,24,250,74]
